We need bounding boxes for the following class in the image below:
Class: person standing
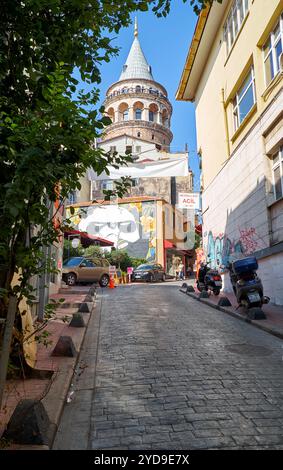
[178,261,184,280]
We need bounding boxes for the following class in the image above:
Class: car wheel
[162,274,166,282]
[99,274,109,287]
[66,273,77,286]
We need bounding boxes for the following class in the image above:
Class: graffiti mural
[205,227,267,268]
[66,201,157,261]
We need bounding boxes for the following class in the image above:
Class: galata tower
[102,18,173,151]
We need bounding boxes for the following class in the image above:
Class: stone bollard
[69,312,86,328]
[247,308,266,320]
[218,296,232,307]
[51,336,77,357]
[3,399,50,445]
[186,286,195,293]
[78,302,90,313]
[198,291,209,299]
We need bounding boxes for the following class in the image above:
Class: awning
[164,240,175,249]
[87,156,189,180]
[64,230,114,247]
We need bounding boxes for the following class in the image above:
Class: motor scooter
[228,257,270,309]
[197,261,222,296]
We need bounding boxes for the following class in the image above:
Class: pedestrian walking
[178,261,184,280]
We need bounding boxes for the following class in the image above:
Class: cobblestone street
[54,283,283,450]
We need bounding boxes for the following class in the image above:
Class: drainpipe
[221,88,231,159]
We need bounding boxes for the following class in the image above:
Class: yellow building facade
[177,0,283,304]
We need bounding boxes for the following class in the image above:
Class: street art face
[79,206,139,249]
[66,202,157,261]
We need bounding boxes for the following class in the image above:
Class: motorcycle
[228,256,270,309]
[197,261,222,296]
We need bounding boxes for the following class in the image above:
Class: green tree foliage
[0,0,222,363]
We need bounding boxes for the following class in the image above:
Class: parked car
[132,263,166,283]
[62,256,110,287]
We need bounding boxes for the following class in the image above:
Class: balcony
[104,86,172,111]
[103,119,173,141]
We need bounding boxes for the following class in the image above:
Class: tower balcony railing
[104,86,172,110]
[103,119,173,141]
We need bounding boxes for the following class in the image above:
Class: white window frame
[263,14,283,88]
[272,147,283,201]
[233,66,256,131]
[102,180,114,191]
[224,0,249,56]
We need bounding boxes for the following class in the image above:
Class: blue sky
[86,2,200,189]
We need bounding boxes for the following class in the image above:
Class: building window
[102,180,114,191]
[135,108,142,120]
[263,15,283,87]
[137,132,141,137]
[123,109,129,121]
[224,0,249,55]
[149,111,154,122]
[68,191,77,204]
[125,146,132,155]
[151,134,154,140]
[233,66,256,130]
[109,146,116,155]
[135,85,141,93]
[131,178,139,187]
[272,147,283,201]
[135,146,141,154]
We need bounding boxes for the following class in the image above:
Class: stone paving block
[91,437,122,449]
[193,428,223,438]
[53,284,283,450]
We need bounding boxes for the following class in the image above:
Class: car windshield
[63,257,84,267]
[136,264,153,270]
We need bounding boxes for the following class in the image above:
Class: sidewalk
[0,284,95,448]
[181,279,283,340]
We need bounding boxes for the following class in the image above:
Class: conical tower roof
[119,18,154,81]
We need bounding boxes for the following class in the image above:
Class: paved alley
[53,283,283,450]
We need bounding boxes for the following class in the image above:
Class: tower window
[137,132,141,138]
[123,110,129,121]
[135,108,142,120]
[152,134,154,140]
[149,111,154,122]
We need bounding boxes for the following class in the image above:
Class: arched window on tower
[162,109,169,128]
[106,107,115,123]
[118,102,129,122]
[149,103,158,123]
[135,108,142,120]
[135,85,141,93]
[133,101,144,121]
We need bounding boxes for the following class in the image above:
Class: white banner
[178,192,200,210]
[87,156,188,180]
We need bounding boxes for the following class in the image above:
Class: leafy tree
[0,0,222,401]
[83,245,104,259]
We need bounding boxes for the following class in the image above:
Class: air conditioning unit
[279,53,283,72]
